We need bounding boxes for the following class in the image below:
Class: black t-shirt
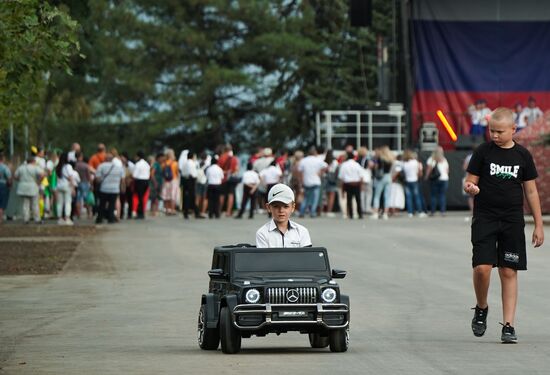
[467,141,537,221]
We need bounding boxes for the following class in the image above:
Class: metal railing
[316,109,407,152]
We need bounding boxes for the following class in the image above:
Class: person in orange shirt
[161,148,180,215]
[89,143,106,171]
[89,143,106,215]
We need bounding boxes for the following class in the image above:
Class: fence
[315,109,407,152]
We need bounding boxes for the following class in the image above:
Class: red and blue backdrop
[410,0,550,145]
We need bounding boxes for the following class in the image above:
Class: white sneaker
[408,213,413,218]
[382,213,389,220]
[65,219,74,226]
[370,214,379,220]
[418,212,427,218]
[57,219,65,225]
[326,212,336,218]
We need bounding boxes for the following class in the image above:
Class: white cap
[267,184,295,204]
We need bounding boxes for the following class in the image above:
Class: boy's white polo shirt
[256,219,312,248]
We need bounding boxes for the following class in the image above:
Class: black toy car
[197,244,350,354]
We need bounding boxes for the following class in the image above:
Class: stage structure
[408,0,550,148]
[315,106,407,152]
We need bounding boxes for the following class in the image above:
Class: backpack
[163,164,174,181]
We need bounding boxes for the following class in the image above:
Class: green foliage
[41,0,396,154]
[0,0,80,141]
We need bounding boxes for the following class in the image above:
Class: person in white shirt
[181,151,203,219]
[357,147,373,216]
[425,146,450,216]
[260,160,282,194]
[519,96,543,129]
[468,99,491,137]
[298,146,327,218]
[236,162,260,219]
[131,151,150,219]
[55,152,75,225]
[338,152,364,219]
[205,159,224,218]
[67,143,80,163]
[402,149,426,218]
[256,184,312,248]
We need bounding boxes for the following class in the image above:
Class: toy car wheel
[308,333,329,348]
[220,306,241,354]
[198,304,220,350]
[329,327,349,352]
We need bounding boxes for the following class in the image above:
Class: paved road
[1,214,549,374]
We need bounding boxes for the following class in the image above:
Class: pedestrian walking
[425,146,450,216]
[95,153,125,224]
[371,146,395,220]
[218,145,240,217]
[298,146,327,218]
[402,149,426,218]
[289,150,304,209]
[338,152,364,219]
[323,150,339,217]
[89,143,106,215]
[131,151,150,219]
[260,160,283,207]
[357,147,373,216]
[55,152,76,225]
[75,152,93,219]
[161,149,179,215]
[181,151,203,219]
[236,162,260,219]
[0,153,12,224]
[14,156,44,224]
[149,153,165,217]
[205,158,224,219]
[196,152,210,216]
[464,107,544,343]
[388,156,405,216]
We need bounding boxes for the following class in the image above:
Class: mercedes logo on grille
[286,289,300,303]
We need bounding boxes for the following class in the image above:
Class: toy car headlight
[321,288,337,303]
[245,288,261,304]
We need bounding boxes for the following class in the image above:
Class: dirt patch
[0,223,99,275]
[0,224,96,238]
[0,241,80,275]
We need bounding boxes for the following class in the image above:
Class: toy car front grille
[266,287,317,304]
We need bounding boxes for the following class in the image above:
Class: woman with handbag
[425,146,450,216]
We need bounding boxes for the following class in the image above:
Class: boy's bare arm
[523,179,544,247]
[463,172,480,195]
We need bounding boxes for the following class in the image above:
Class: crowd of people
[467,96,543,136]
[0,141,456,225]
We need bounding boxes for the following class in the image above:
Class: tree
[0,0,80,149]
[42,0,396,153]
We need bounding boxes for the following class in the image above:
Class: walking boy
[464,107,544,343]
[256,184,311,248]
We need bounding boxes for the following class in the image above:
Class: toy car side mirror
[208,268,227,280]
[331,269,347,279]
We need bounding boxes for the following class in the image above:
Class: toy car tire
[308,333,329,348]
[329,328,349,353]
[220,306,241,354]
[198,304,220,350]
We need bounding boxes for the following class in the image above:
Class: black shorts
[471,217,527,270]
[222,181,237,195]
